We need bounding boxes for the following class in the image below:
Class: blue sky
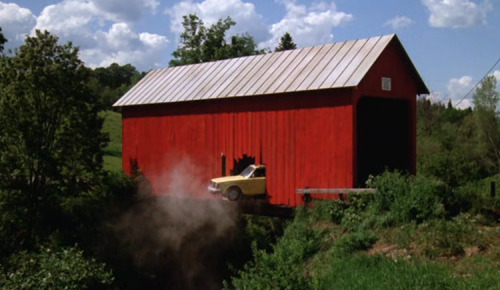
[0,0,499,107]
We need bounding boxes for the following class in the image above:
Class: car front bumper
[207,184,222,194]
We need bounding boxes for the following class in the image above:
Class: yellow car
[208,164,266,200]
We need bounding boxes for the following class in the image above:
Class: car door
[244,167,266,195]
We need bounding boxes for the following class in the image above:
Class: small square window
[382,77,392,91]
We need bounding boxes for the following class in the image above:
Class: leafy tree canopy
[0,27,6,53]
[90,62,144,107]
[275,32,297,52]
[473,75,499,112]
[472,75,500,173]
[169,14,265,66]
[0,30,108,247]
[93,63,140,89]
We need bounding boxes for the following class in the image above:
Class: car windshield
[239,166,255,178]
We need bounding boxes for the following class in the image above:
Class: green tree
[473,75,500,173]
[0,27,6,53]
[225,33,263,58]
[169,14,264,67]
[91,63,143,107]
[0,30,107,248]
[94,63,140,89]
[275,32,297,52]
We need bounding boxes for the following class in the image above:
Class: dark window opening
[357,97,411,186]
[254,168,266,177]
[231,154,256,175]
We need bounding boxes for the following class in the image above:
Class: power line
[454,56,500,108]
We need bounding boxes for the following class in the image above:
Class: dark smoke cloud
[114,158,240,289]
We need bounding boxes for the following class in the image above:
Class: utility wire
[454,56,500,108]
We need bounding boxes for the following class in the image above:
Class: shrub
[242,215,287,253]
[420,214,485,258]
[371,171,410,213]
[333,231,378,256]
[229,213,323,289]
[308,199,347,224]
[0,246,114,289]
[391,175,446,223]
[0,189,30,259]
[372,171,446,224]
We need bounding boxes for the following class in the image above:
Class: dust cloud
[114,158,241,289]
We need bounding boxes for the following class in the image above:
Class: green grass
[314,254,458,290]
[100,110,122,172]
[103,155,122,172]
[314,253,500,290]
[228,198,500,289]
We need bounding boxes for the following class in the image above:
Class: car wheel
[227,187,241,201]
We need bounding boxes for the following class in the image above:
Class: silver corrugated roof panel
[253,49,300,96]
[344,35,392,87]
[114,34,429,107]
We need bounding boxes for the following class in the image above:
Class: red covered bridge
[113,34,428,207]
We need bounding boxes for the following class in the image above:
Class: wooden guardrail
[296,188,376,194]
[296,188,376,205]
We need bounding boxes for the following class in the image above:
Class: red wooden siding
[119,36,428,208]
[353,40,419,184]
[122,89,354,207]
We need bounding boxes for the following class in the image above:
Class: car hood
[211,175,245,183]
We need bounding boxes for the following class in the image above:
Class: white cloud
[384,16,414,30]
[0,2,36,49]
[262,0,353,49]
[34,1,98,48]
[167,0,269,43]
[422,0,492,28]
[447,75,474,108]
[82,22,168,70]
[420,91,473,109]
[30,1,168,71]
[425,91,444,103]
[445,72,500,109]
[91,0,159,22]
[166,0,353,51]
[454,98,474,109]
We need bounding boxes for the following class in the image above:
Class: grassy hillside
[228,172,500,289]
[100,110,122,172]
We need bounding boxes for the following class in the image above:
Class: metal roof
[114,34,428,107]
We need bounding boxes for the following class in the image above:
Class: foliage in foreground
[0,30,108,252]
[313,253,500,290]
[0,246,113,289]
[228,171,500,289]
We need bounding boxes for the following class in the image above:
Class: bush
[454,176,500,219]
[393,175,446,223]
[420,214,486,258]
[419,149,484,187]
[370,171,410,212]
[308,199,347,224]
[0,246,114,289]
[0,189,30,258]
[241,215,287,253]
[306,195,374,231]
[333,231,378,256]
[229,212,323,289]
[372,171,446,224]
